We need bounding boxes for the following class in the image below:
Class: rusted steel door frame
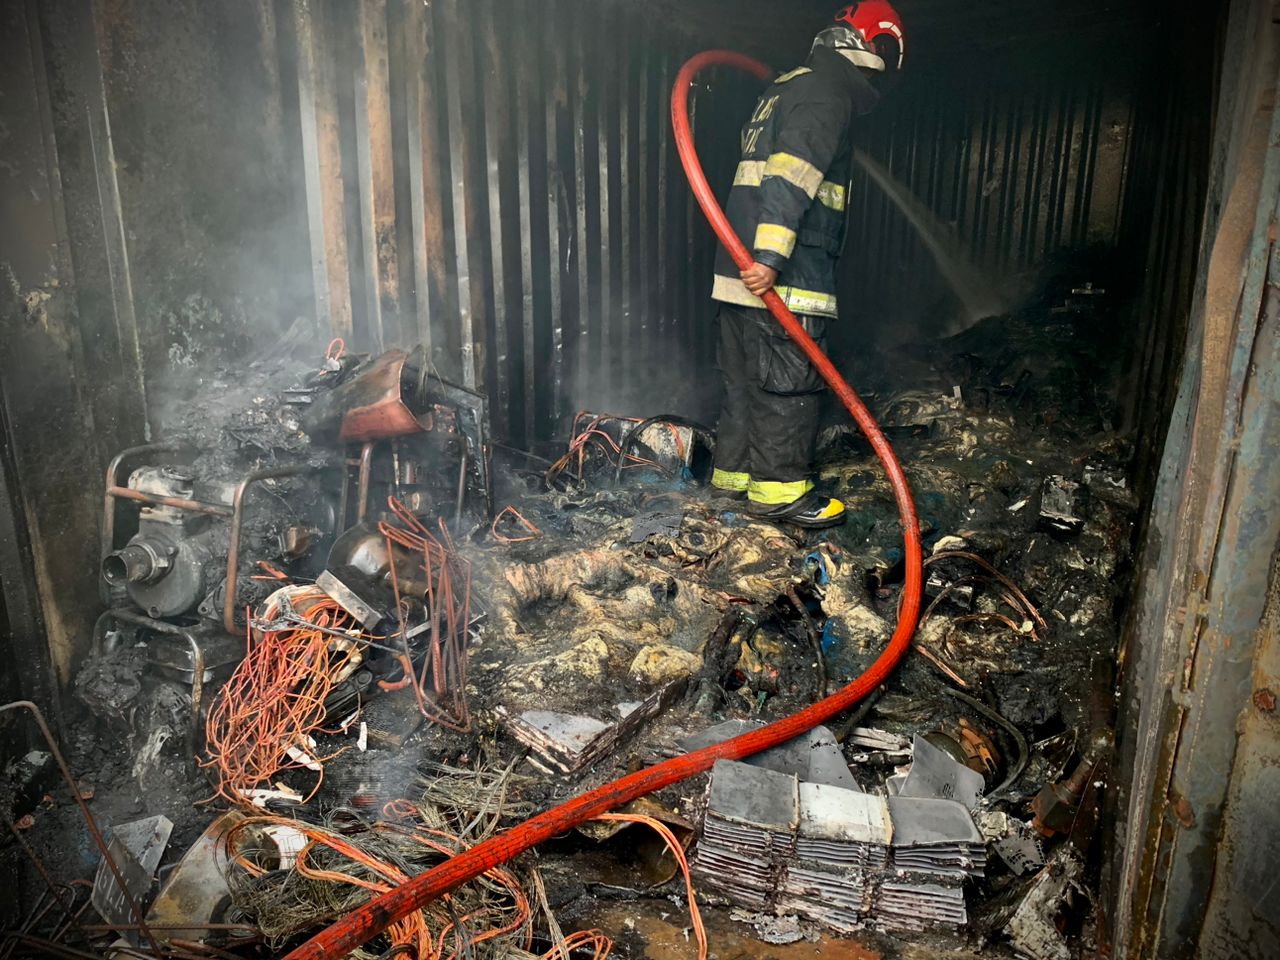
[1114,2,1280,955]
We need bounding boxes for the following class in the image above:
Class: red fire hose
[282,50,922,960]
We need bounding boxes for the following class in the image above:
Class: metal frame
[1113,4,1280,954]
[101,444,316,636]
[91,608,207,761]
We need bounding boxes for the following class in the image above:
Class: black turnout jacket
[712,46,879,319]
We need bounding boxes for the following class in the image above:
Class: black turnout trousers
[715,304,826,500]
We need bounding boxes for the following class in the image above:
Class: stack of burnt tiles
[691,756,985,932]
[775,780,891,931]
[877,795,986,930]
[692,760,798,910]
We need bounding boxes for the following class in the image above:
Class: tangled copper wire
[490,506,542,545]
[378,497,472,733]
[203,587,366,805]
[228,806,533,959]
[544,413,669,487]
[202,497,474,805]
[226,805,705,960]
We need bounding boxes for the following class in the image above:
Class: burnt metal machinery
[88,348,494,758]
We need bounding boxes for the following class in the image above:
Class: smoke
[560,300,724,434]
[852,149,1013,334]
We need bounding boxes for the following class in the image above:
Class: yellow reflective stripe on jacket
[711,275,839,317]
[754,223,797,258]
[737,164,845,214]
[764,152,824,198]
[816,181,847,211]
[749,478,814,506]
[779,286,837,315]
[774,67,812,84]
[712,468,750,492]
[733,160,765,187]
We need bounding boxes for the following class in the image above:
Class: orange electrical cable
[545,414,664,486]
[378,498,472,732]
[230,812,542,960]
[592,814,706,960]
[491,506,543,544]
[202,588,365,805]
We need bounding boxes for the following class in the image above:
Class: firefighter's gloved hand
[741,262,779,297]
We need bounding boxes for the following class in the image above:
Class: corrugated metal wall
[12,0,1160,449]
[841,44,1140,332]
[1115,11,1220,497]
[290,1,1156,426]
[285,0,755,447]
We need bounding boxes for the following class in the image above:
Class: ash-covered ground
[3,284,1135,959]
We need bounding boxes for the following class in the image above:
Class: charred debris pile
[2,283,1135,960]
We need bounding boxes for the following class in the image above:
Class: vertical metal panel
[0,0,91,714]
[296,0,353,340]
[1116,24,1280,949]
[401,0,433,353]
[436,0,477,388]
[570,15,592,406]
[479,0,510,435]
[512,0,538,448]
[541,2,568,430]
[595,1,614,386]
[635,24,653,355]
[617,15,632,390]
[656,45,673,346]
[31,0,147,451]
[353,0,396,352]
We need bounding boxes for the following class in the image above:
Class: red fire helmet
[829,2,905,72]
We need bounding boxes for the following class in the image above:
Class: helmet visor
[812,25,886,71]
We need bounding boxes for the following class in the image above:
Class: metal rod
[49,882,96,945]
[105,487,232,519]
[3,823,88,946]
[356,442,375,522]
[222,466,312,635]
[4,884,68,960]
[0,702,162,955]
[454,451,467,531]
[0,933,103,960]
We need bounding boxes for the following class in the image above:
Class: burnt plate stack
[879,795,986,929]
[779,780,891,929]
[691,758,985,932]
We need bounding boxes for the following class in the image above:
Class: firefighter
[710,2,904,528]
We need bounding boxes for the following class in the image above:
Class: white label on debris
[264,824,308,869]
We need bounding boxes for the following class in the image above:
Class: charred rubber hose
[282,50,922,960]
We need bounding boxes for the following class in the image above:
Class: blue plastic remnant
[822,620,839,653]
[806,551,831,586]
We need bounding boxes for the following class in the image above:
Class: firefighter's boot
[748,489,846,529]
